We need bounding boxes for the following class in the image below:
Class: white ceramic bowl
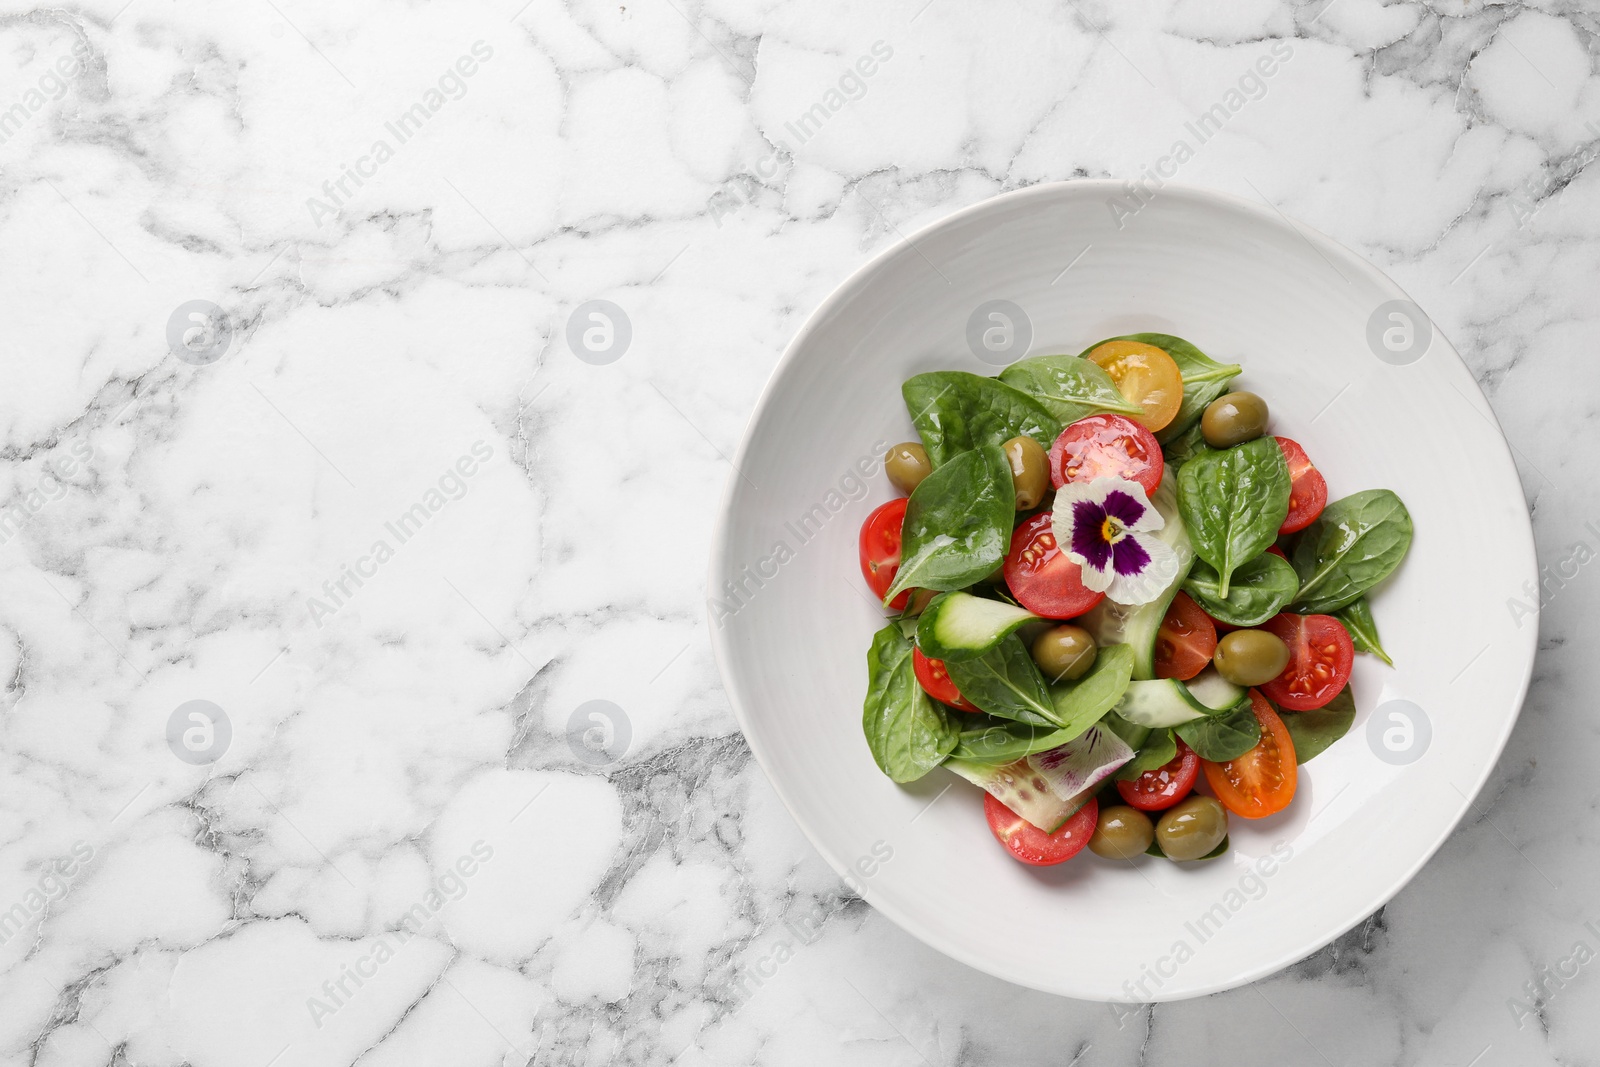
[708,181,1536,1001]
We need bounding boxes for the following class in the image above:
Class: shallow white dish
[707,181,1536,1001]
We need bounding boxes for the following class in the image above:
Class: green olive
[1089,804,1154,860]
[1155,795,1228,861]
[1031,625,1097,682]
[1212,629,1291,687]
[885,442,931,495]
[1200,391,1269,448]
[1001,436,1050,511]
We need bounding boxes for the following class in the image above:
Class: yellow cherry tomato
[1086,340,1184,433]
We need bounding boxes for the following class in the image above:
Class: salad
[858,335,1413,867]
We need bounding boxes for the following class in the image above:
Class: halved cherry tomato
[1048,414,1163,496]
[1266,544,1287,559]
[858,498,910,610]
[913,648,979,712]
[1275,437,1327,535]
[1258,612,1353,711]
[1085,341,1184,432]
[1201,690,1297,819]
[985,793,1098,866]
[1116,738,1200,811]
[1153,592,1217,681]
[1002,512,1105,619]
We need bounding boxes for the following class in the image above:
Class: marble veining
[0,0,1596,1063]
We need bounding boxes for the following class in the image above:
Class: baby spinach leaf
[1176,437,1291,598]
[943,634,1058,726]
[1175,703,1261,761]
[1289,489,1413,614]
[949,718,1081,764]
[1279,686,1356,763]
[1081,333,1241,443]
[901,372,1060,468]
[1115,726,1177,780]
[998,354,1143,424]
[1335,597,1393,666]
[1101,712,1148,752]
[884,446,1014,602]
[1183,551,1300,627]
[1046,644,1135,738]
[862,622,959,782]
[1161,420,1215,467]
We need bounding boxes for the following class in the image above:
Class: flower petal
[1101,488,1148,531]
[1110,534,1151,576]
[1077,553,1113,593]
[1105,534,1181,605]
[1096,478,1164,533]
[1067,500,1112,571]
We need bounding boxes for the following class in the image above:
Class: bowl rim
[705,178,1538,1000]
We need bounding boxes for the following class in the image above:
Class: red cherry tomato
[1266,544,1287,559]
[1116,737,1201,811]
[1275,437,1327,535]
[858,498,910,610]
[985,793,1098,866]
[1002,512,1105,619]
[913,648,979,712]
[1048,414,1163,496]
[1258,613,1354,711]
[1153,592,1218,681]
[1202,690,1297,819]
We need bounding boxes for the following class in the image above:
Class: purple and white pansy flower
[1050,477,1180,605]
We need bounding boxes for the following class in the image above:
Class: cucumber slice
[947,758,1079,832]
[1185,668,1248,712]
[1112,669,1246,728]
[1077,469,1196,679]
[917,591,1038,662]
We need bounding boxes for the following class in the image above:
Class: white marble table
[0,0,1594,1063]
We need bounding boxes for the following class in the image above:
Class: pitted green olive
[1002,436,1050,510]
[885,442,931,495]
[1089,805,1154,860]
[1031,625,1097,682]
[1155,795,1228,861]
[1213,628,1291,687]
[1201,391,1269,447]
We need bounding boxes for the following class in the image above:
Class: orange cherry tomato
[1085,340,1184,433]
[1200,690,1297,819]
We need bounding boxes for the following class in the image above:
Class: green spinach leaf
[1177,437,1291,598]
[901,372,1059,468]
[862,623,959,782]
[948,718,1079,764]
[1047,644,1134,734]
[1289,489,1413,614]
[1116,726,1177,780]
[1184,551,1300,627]
[1081,333,1241,443]
[1161,420,1215,467]
[943,634,1058,726]
[1175,703,1261,761]
[884,446,1014,601]
[1280,686,1356,763]
[1335,597,1393,666]
[1101,712,1148,752]
[997,354,1143,424]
